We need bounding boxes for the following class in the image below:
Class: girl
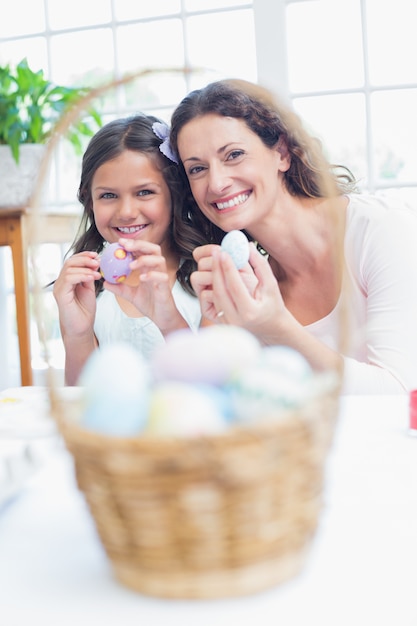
[53,114,201,385]
[169,79,417,394]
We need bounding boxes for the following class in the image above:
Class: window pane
[186,10,257,82]
[367,0,417,86]
[185,0,252,9]
[372,89,417,185]
[123,72,188,111]
[286,0,363,92]
[114,0,180,20]
[293,93,368,187]
[49,29,115,85]
[46,0,112,29]
[0,0,45,38]
[116,19,184,72]
[0,38,48,71]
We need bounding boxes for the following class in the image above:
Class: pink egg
[151,326,261,386]
[100,243,133,284]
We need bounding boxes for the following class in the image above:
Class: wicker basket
[52,387,339,599]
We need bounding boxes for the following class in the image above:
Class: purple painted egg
[100,243,133,284]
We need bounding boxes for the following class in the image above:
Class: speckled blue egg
[221,230,250,269]
[228,346,315,424]
[100,242,133,284]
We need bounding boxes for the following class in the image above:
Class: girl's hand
[104,239,189,335]
[53,251,101,338]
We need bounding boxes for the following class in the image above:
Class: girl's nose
[117,197,137,220]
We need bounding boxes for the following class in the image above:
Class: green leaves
[0,58,102,163]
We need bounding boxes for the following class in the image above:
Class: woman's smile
[212,191,251,211]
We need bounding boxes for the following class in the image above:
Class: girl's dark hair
[68,113,195,295]
[170,79,357,260]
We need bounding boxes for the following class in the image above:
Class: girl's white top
[94,280,201,361]
[307,193,417,394]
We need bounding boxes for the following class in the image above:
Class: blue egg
[221,230,250,269]
[79,343,151,437]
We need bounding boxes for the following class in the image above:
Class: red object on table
[409,389,417,432]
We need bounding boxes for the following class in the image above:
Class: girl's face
[177,113,290,232]
[92,149,172,251]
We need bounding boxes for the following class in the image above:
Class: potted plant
[0,58,102,208]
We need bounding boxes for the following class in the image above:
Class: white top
[1,395,416,626]
[307,194,417,394]
[94,280,202,360]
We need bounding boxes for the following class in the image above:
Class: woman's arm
[192,243,343,374]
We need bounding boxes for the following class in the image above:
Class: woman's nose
[207,163,232,194]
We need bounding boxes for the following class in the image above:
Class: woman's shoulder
[346,192,417,236]
[344,192,417,274]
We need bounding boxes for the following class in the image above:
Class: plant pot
[0,144,46,209]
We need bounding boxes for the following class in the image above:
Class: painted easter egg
[151,325,262,386]
[78,343,150,436]
[100,242,133,284]
[221,230,250,269]
[146,381,228,437]
[228,346,315,424]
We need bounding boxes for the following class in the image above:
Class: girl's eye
[138,189,153,196]
[100,191,116,199]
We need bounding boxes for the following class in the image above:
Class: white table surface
[1,395,416,626]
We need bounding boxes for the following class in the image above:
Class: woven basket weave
[53,388,339,599]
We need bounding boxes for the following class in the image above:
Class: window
[272,0,417,205]
[1,0,415,387]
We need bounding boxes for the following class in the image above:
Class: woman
[169,78,417,394]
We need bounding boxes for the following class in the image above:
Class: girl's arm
[53,251,101,385]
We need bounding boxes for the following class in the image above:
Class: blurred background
[1,0,416,389]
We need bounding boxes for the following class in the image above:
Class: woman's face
[91,149,172,251]
[177,113,290,232]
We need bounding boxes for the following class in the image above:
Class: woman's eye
[138,189,153,197]
[227,149,244,161]
[188,165,205,176]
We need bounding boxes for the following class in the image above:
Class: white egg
[151,325,261,386]
[221,230,250,269]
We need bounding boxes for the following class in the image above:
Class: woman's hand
[104,239,189,335]
[191,242,291,344]
[191,243,259,320]
[53,251,101,339]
